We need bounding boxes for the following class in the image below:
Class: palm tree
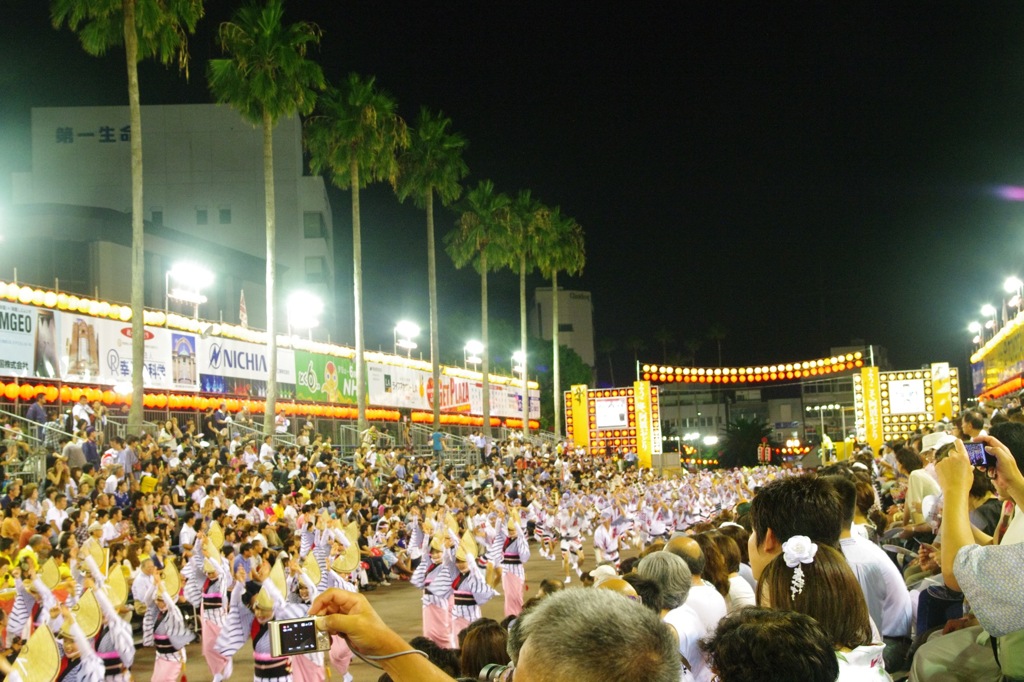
[52,0,204,435]
[708,322,727,366]
[536,207,584,437]
[625,336,647,367]
[445,180,512,441]
[507,190,549,440]
[654,327,674,363]
[208,0,324,436]
[396,108,468,430]
[684,338,702,366]
[719,416,773,468]
[306,74,408,431]
[597,337,617,386]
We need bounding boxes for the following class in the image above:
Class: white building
[530,287,595,367]
[8,104,335,333]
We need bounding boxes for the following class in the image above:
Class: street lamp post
[287,291,324,341]
[464,340,483,370]
[394,321,420,358]
[981,303,997,338]
[165,262,214,319]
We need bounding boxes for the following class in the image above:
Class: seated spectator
[701,607,839,682]
[459,619,510,679]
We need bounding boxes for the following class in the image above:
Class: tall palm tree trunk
[552,271,561,437]
[125,0,146,436]
[519,253,529,441]
[481,251,490,442]
[352,160,366,432]
[263,110,278,436]
[427,190,440,429]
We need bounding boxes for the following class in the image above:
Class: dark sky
[4,3,1024,389]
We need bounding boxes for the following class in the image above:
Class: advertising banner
[170,333,198,392]
[295,351,357,404]
[197,336,294,385]
[930,362,953,421]
[58,313,173,389]
[0,302,58,378]
[634,381,653,468]
[569,384,590,447]
[860,367,883,454]
[367,363,427,409]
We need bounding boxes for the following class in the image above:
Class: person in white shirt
[259,436,276,463]
[667,536,728,637]
[179,514,199,550]
[71,396,94,427]
[827,475,912,671]
[102,508,127,546]
[104,465,123,494]
[259,471,277,495]
[45,493,69,533]
[637,550,710,682]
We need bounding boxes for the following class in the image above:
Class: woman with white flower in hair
[756,535,891,681]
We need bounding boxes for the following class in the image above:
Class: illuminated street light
[394,320,420,357]
[287,291,324,340]
[702,435,719,447]
[968,321,982,334]
[512,349,525,375]
[464,340,484,369]
[166,261,213,319]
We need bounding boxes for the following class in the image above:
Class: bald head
[665,536,705,578]
[597,577,639,601]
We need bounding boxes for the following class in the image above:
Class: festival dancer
[149,580,194,682]
[556,504,585,583]
[489,515,530,616]
[447,530,497,645]
[286,554,329,682]
[593,510,622,568]
[410,530,453,647]
[183,532,234,682]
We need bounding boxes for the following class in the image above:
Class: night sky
[4,3,1024,390]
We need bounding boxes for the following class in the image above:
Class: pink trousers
[152,658,182,682]
[452,615,473,647]
[502,572,525,617]
[328,634,352,676]
[423,602,452,649]
[291,652,326,682]
[203,618,232,678]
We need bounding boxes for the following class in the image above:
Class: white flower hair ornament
[782,535,818,600]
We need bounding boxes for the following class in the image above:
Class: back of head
[508,588,680,682]
[664,536,705,577]
[821,475,857,529]
[988,421,1024,471]
[750,475,843,549]
[755,543,871,651]
[622,572,663,613]
[636,551,691,609]
[701,607,839,682]
[460,620,509,678]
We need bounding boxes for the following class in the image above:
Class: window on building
[558,323,574,333]
[305,256,326,283]
[196,208,208,225]
[219,208,232,224]
[304,212,326,238]
[151,209,163,226]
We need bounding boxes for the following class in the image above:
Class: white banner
[0,302,55,378]
[196,336,294,385]
[58,313,174,389]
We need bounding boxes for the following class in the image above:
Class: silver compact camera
[269,617,332,657]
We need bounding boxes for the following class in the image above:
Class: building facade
[8,104,334,334]
[530,287,595,368]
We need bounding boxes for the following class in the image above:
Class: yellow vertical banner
[931,362,952,421]
[634,380,653,468]
[569,384,590,449]
[860,367,883,454]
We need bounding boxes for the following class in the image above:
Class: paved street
[132,543,630,681]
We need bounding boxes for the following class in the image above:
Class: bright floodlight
[1005,277,1023,294]
[703,435,719,446]
[395,320,421,339]
[465,340,484,355]
[287,291,324,329]
[968,321,982,333]
[981,303,997,317]
[512,350,526,364]
[169,261,214,290]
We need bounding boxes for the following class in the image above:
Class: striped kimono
[184,545,233,680]
[446,551,497,645]
[150,587,195,682]
[489,526,530,617]
[93,588,135,682]
[215,582,301,682]
[410,540,454,647]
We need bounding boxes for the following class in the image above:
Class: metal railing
[0,408,51,483]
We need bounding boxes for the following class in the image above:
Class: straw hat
[10,624,59,682]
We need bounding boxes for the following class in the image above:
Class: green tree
[52,0,204,435]
[507,190,549,439]
[207,0,324,435]
[597,336,617,386]
[535,207,585,437]
[306,74,408,431]
[654,327,674,364]
[719,416,773,468]
[708,322,727,366]
[445,180,512,440]
[534,341,592,431]
[396,108,468,430]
